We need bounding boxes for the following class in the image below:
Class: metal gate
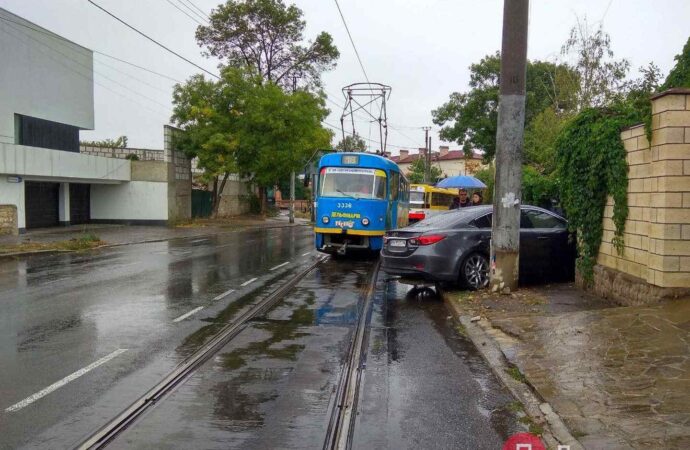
[70,183,90,225]
[192,190,212,218]
[24,182,59,228]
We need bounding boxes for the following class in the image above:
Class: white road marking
[5,349,128,413]
[172,306,204,323]
[213,288,235,301]
[269,261,290,271]
[302,252,311,257]
[240,277,258,287]
[191,239,209,244]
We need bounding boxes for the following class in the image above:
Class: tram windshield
[410,191,424,204]
[320,167,387,200]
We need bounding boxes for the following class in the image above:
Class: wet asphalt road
[0,226,315,449]
[1,226,523,449]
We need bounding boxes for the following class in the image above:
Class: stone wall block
[652,93,687,114]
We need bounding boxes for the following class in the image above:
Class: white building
[0,9,189,234]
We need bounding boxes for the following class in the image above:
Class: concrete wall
[0,8,94,144]
[80,145,164,161]
[0,142,131,182]
[594,88,690,302]
[164,126,191,223]
[0,204,18,235]
[91,182,168,223]
[217,175,254,217]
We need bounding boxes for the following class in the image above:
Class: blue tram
[314,152,409,253]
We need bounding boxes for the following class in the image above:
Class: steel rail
[323,260,379,450]
[77,255,328,450]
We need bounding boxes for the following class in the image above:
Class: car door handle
[537,236,550,240]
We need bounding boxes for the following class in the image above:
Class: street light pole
[490,0,529,293]
[422,126,431,183]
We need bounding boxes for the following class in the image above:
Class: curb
[0,222,311,259]
[443,291,584,450]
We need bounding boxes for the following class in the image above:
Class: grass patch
[455,323,467,338]
[506,400,524,413]
[0,233,104,254]
[506,365,527,383]
[518,415,544,436]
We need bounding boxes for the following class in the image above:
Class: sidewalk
[0,215,310,255]
[444,283,690,449]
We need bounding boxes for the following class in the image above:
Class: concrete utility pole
[422,126,431,183]
[289,170,295,224]
[427,135,432,182]
[490,0,529,293]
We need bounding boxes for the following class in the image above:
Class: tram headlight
[361,217,370,226]
[322,216,330,224]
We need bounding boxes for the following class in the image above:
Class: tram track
[323,260,380,450]
[77,255,329,450]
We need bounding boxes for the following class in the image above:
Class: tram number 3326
[337,202,353,209]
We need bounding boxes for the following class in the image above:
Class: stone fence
[592,88,690,304]
[79,145,164,161]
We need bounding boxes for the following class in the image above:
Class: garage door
[70,184,90,225]
[25,182,60,229]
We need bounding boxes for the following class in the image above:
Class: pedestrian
[471,191,483,206]
[449,188,471,209]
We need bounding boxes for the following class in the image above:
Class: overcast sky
[1,0,688,154]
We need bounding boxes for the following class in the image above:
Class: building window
[15,114,79,152]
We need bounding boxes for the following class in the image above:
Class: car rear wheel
[461,253,489,290]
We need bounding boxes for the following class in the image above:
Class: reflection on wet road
[0,226,314,448]
[109,258,373,449]
[1,227,523,449]
[108,261,523,449]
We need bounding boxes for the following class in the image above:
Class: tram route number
[337,202,353,209]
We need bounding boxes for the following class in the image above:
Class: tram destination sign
[341,155,359,165]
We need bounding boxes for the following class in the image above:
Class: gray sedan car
[380,205,576,289]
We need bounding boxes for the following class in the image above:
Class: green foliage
[407,157,442,184]
[196,0,339,89]
[246,194,261,214]
[524,107,570,175]
[555,106,636,283]
[125,153,140,161]
[335,133,367,152]
[172,67,331,214]
[474,165,495,203]
[659,36,690,90]
[80,135,128,148]
[431,52,578,161]
[522,166,559,209]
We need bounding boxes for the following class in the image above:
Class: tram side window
[390,172,399,200]
[431,193,454,208]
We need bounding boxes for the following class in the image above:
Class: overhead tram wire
[163,0,205,25]
[181,0,212,21]
[88,0,219,79]
[0,13,184,84]
[333,0,369,84]
[0,20,173,119]
[174,0,210,23]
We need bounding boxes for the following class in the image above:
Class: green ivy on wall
[554,106,637,284]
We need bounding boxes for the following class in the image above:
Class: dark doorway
[70,184,90,225]
[25,182,60,228]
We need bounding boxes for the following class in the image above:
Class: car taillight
[410,234,446,246]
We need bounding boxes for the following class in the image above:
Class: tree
[80,135,128,148]
[659,36,690,90]
[560,18,630,110]
[335,134,367,152]
[431,53,578,161]
[406,157,442,184]
[171,71,243,216]
[196,0,339,89]
[523,106,569,175]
